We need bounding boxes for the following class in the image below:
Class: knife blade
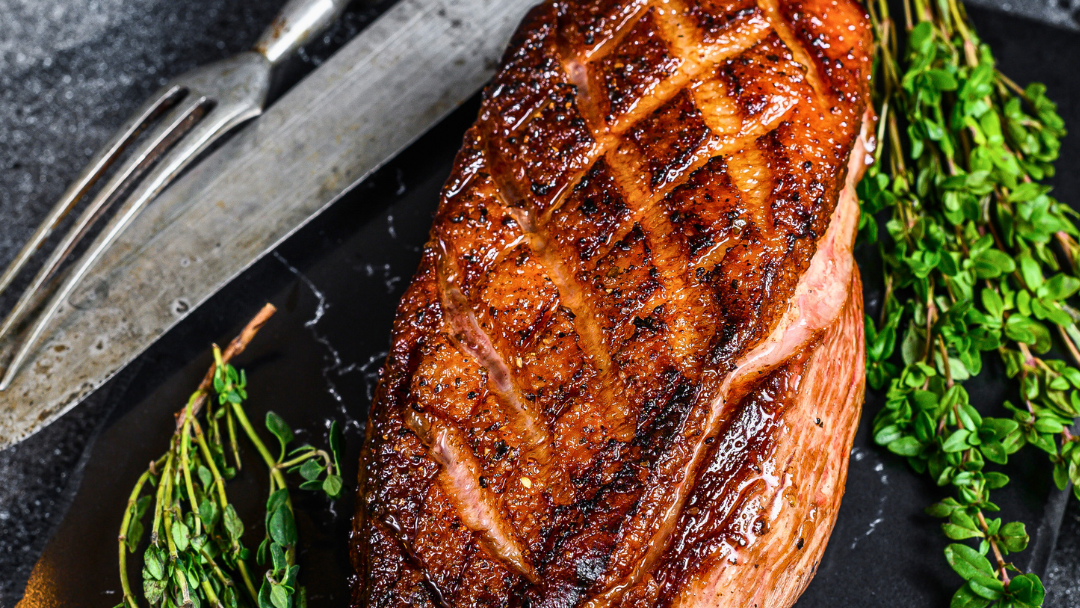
[0,0,536,448]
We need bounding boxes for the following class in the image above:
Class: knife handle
[253,0,351,67]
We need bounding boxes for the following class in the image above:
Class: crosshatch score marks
[352,0,873,605]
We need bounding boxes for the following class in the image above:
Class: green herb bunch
[859,0,1078,605]
[116,305,345,608]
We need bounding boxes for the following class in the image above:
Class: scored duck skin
[350,0,873,605]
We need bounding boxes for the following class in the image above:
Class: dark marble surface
[966,0,1080,31]
[0,1,1078,607]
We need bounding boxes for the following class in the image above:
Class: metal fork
[0,0,350,390]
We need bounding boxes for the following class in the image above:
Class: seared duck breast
[351,0,872,606]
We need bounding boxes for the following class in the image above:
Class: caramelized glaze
[351,0,872,605]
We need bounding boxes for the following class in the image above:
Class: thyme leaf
[862,0,1076,604]
[116,304,343,608]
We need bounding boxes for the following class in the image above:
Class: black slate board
[2,1,1079,606]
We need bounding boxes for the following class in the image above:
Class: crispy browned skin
[350,1,872,606]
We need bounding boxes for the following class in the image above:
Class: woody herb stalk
[115,304,346,608]
[860,0,1077,605]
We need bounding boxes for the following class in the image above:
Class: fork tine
[23,94,210,300]
[0,92,209,345]
[0,94,209,385]
[0,92,261,390]
[0,84,187,298]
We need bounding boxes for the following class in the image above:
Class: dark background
[0,0,1078,606]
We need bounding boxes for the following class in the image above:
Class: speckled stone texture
[0,0,1078,606]
[966,0,1080,31]
[0,383,117,603]
[0,0,376,311]
[0,1,277,599]
[0,0,381,603]
[1045,503,1080,606]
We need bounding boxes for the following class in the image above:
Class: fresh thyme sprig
[860,0,1077,605]
[116,304,345,608]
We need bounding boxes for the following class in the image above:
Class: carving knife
[0,0,536,448]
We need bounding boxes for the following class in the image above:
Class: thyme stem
[118,468,152,608]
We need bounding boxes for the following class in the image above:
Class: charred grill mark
[480,149,638,518]
[584,47,807,261]
[596,8,681,123]
[484,85,598,213]
[760,126,829,239]
[431,144,592,528]
[527,371,696,607]
[482,3,598,211]
[488,1,806,229]
[627,89,714,189]
[596,0,774,135]
[539,2,787,225]
[581,223,662,351]
[561,56,615,159]
[534,159,634,380]
[606,305,682,436]
[754,0,828,101]
[636,213,721,373]
[530,165,712,519]
[649,354,806,605]
[480,7,630,402]
[523,90,598,211]
[662,156,744,268]
[442,138,721,583]
[522,9,833,529]
[705,232,789,367]
[490,167,619,386]
[715,33,811,131]
[595,6,773,135]
[378,514,455,608]
[571,380,705,608]
[724,126,852,369]
[701,110,844,374]
[481,4,569,139]
[558,0,651,62]
[690,0,765,42]
[466,243,582,508]
[545,159,633,269]
[775,0,873,121]
[529,442,645,606]
[578,130,865,606]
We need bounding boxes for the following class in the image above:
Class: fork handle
[254,0,351,67]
